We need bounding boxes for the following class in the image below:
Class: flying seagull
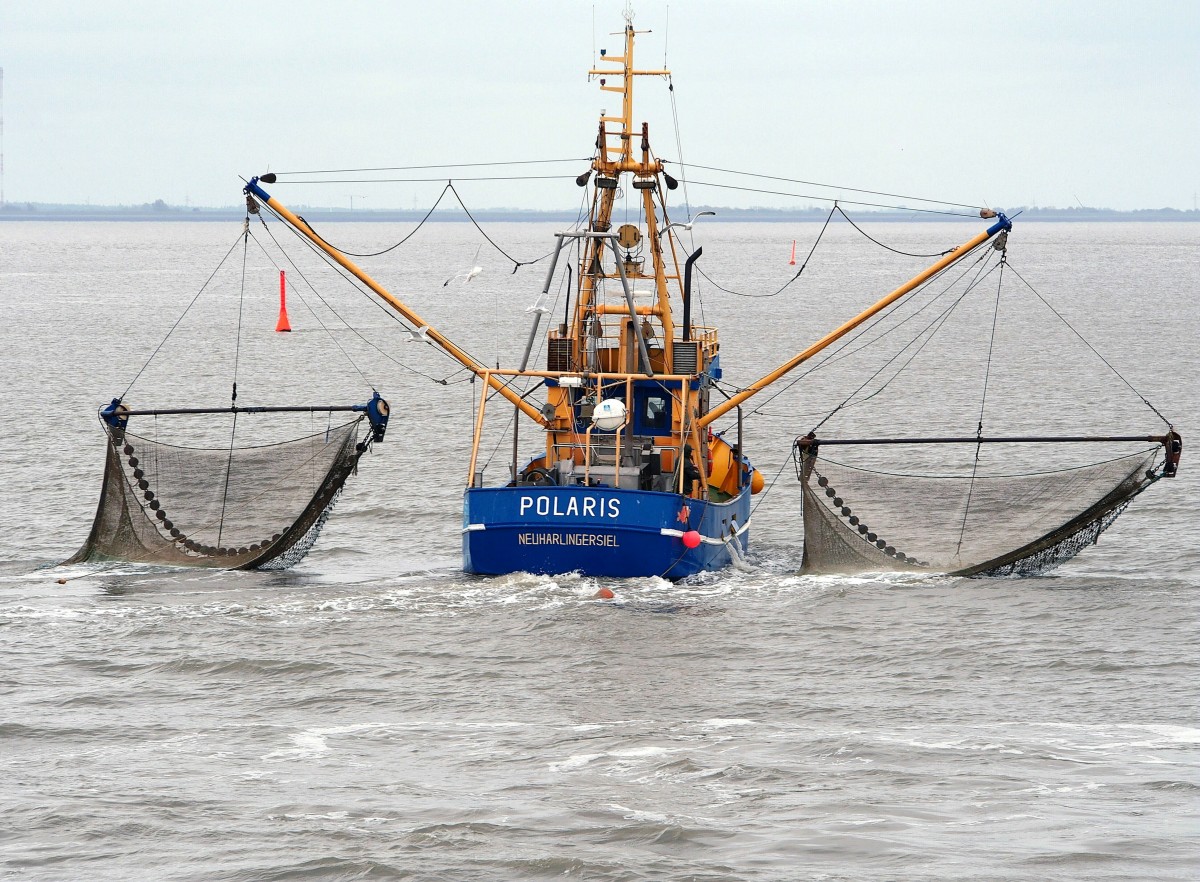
[444,245,484,286]
[443,265,483,286]
[660,210,716,237]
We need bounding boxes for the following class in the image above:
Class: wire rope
[121,229,247,399]
[272,158,591,175]
[674,161,985,211]
[693,203,838,299]
[804,259,999,437]
[727,245,995,432]
[957,257,1006,552]
[255,202,482,384]
[295,184,453,257]
[835,205,957,258]
[1004,261,1173,427]
[273,174,576,184]
[246,224,378,392]
[682,179,980,218]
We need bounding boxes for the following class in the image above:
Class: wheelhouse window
[640,393,670,433]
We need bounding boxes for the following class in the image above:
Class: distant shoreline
[1,204,1197,223]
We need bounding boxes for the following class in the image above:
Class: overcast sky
[2,0,1196,212]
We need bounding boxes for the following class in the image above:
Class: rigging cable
[446,182,556,272]
[217,227,254,549]
[121,229,247,399]
[269,174,575,185]
[231,220,249,405]
[673,162,985,212]
[271,157,592,175]
[667,77,693,223]
[715,244,994,434]
[835,204,956,258]
[956,254,1007,554]
[264,181,559,270]
[805,252,1002,436]
[255,201,480,385]
[297,183,453,257]
[679,179,979,218]
[246,222,378,391]
[799,249,994,382]
[695,203,838,298]
[1004,262,1173,428]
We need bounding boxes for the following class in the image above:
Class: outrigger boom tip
[987,211,1013,236]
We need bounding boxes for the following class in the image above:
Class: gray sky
[2,0,1197,212]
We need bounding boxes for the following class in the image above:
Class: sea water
[0,219,1197,880]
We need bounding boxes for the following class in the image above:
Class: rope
[799,250,994,381]
[673,162,985,212]
[247,224,377,392]
[290,183,451,257]
[748,453,794,521]
[121,229,246,399]
[1004,262,1173,428]
[833,274,988,413]
[957,256,1006,553]
[810,254,1001,435]
[215,227,258,548]
[694,203,837,298]
[231,223,249,405]
[269,174,576,185]
[726,244,995,433]
[805,275,978,436]
[680,179,979,218]
[446,182,555,272]
[667,77,693,220]
[835,205,956,258]
[448,182,537,272]
[272,181,557,271]
[216,410,238,549]
[270,157,591,175]
[255,207,469,386]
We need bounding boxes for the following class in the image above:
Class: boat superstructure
[461,22,755,577]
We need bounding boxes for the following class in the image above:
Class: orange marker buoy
[682,530,702,549]
[788,239,797,266]
[593,587,615,600]
[275,269,292,332]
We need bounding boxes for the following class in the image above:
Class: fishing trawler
[71,13,1180,579]
[237,21,1017,579]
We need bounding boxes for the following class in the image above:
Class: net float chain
[815,473,928,567]
[117,436,282,555]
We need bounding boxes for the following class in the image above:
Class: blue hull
[463,485,750,579]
